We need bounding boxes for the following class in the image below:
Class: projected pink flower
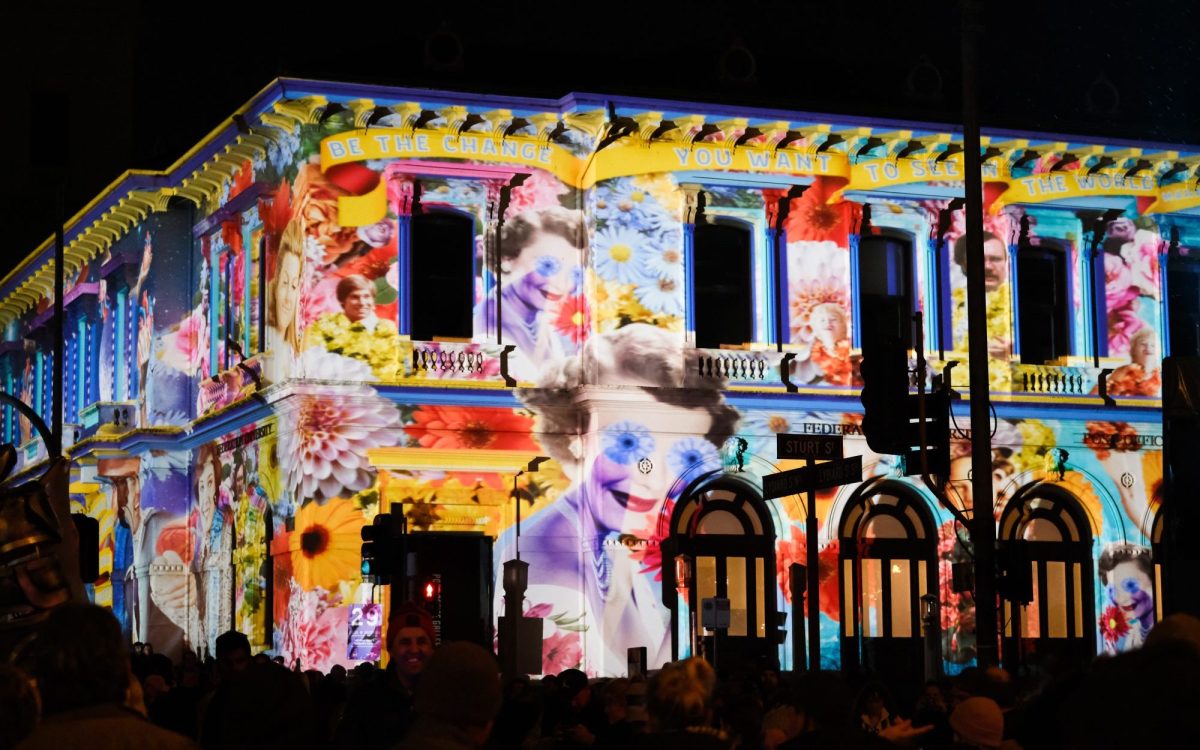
[278,582,339,672]
[543,630,583,674]
[507,170,569,218]
[158,309,210,374]
[278,353,402,503]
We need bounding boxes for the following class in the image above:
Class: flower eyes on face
[602,421,655,465]
[667,437,720,476]
[534,255,562,277]
[1121,578,1143,594]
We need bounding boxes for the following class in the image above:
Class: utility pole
[961,0,999,668]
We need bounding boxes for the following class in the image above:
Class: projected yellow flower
[289,499,366,591]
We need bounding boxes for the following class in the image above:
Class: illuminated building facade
[2,79,1195,680]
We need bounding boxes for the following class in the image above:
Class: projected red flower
[776,524,840,618]
[553,295,590,344]
[405,406,538,451]
[1100,604,1130,644]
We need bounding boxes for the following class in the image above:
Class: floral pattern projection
[252,111,586,388]
[44,109,1170,678]
[1100,216,1163,397]
[776,177,859,385]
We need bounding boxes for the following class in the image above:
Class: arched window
[693,221,753,349]
[662,475,778,664]
[858,234,915,348]
[411,210,475,342]
[998,484,1094,669]
[1017,241,1071,364]
[838,482,936,686]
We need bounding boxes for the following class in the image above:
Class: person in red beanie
[387,603,436,689]
[334,602,435,750]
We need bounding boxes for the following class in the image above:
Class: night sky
[2,0,1196,279]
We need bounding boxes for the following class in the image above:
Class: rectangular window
[727,556,748,637]
[889,559,912,637]
[843,559,855,637]
[1046,560,1068,638]
[411,211,475,341]
[1018,243,1071,364]
[858,235,915,348]
[693,221,753,349]
[861,558,883,638]
[242,220,265,355]
[696,556,717,635]
[1168,255,1200,357]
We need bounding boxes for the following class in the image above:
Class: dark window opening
[1018,242,1070,364]
[858,235,914,348]
[411,211,475,341]
[1169,255,1200,357]
[694,222,753,349]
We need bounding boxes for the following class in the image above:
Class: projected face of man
[982,237,1009,293]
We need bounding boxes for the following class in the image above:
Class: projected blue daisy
[602,422,655,465]
[667,437,720,476]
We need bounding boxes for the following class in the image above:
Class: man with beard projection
[515,323,739,675]
[1099,543,1156,653]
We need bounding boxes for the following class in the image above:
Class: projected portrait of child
[1099,543,1155,653]
[515,323,739,674]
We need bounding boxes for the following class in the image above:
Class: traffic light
[422,577,440,602]
[860,331,911,455]
[903,391,951,478]
[996,541,1033,604]
[360,513,398,584]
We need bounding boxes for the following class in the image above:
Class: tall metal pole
[52,185,65,459]
[805,478,820,671]
[961,0,999,668]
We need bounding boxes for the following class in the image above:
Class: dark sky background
[2,0,1197,280]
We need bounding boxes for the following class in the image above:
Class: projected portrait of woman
[515,323,739,674]
[265,221,305,381]
[475,206,585,379]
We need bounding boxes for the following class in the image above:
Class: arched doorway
[998,483,1095,671]
[838,481,938,692]
[661,474,779,670]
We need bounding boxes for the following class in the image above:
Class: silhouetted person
[0,664,38,749]
[634,658,732,750]
[397,641,502,750]
[14,603,197,750]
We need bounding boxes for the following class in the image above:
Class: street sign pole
[806,469,819,671]
[771,440,857,673]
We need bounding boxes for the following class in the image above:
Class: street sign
[763,455,863,500]
[701,597,731,630]
[776,433,844,461]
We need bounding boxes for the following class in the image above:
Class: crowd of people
[4,602,1200,750]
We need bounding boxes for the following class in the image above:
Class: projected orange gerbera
[289,499,366,591]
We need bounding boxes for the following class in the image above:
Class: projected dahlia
[279,350,403,503]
